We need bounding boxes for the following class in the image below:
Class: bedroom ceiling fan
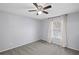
[28,3,52,15]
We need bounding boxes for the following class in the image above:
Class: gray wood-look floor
[0,40,79,55]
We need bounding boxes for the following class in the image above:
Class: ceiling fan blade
[33,3,38,9]
[43,5,52,10]
[43,11,48,14]
[28,10,37,12]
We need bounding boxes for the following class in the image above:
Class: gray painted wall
[40,20,50,42]
[0,11,40,52]
[67,12,79,50]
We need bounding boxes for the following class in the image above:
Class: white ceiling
[0,3,79,20]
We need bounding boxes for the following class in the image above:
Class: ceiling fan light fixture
[28,3,52,15]
[38,11,42,15]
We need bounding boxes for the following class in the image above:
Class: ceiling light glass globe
[38,11,42,15]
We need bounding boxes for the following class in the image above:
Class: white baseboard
[0,39,39,53]
[67,47,79,51]
[67,46,79,51]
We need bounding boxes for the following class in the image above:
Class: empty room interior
[0,3,79,55]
